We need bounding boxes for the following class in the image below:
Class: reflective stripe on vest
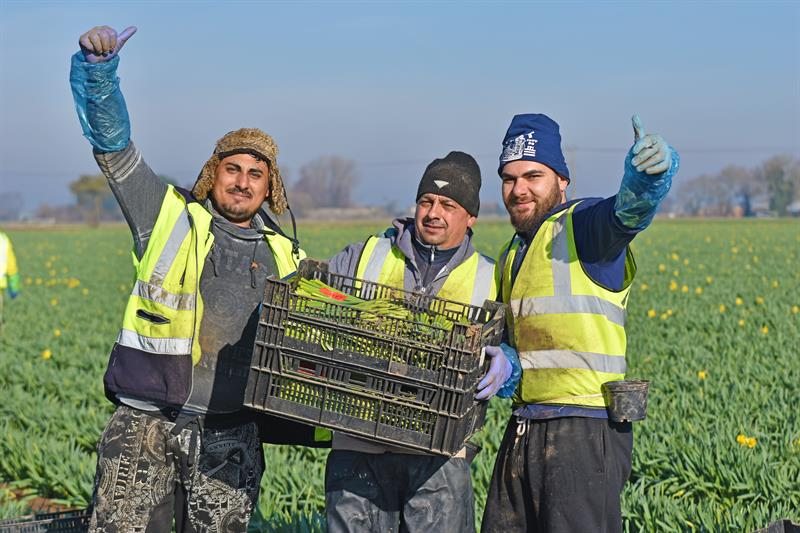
[356,235,497,306]
[116,185,302,364]
[503,202,635,407]
[0,233,8,288]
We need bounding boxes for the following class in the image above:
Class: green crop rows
[0,219,798,531]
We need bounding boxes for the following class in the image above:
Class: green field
[1,218,798,531]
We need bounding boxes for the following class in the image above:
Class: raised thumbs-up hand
[79,26,137,63]
[614,114,679,230]
[630,114,671,175]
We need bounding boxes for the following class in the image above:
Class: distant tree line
[665,155,800,217]
[9,153,794,224]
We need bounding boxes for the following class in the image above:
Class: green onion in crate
[286,278,471,365]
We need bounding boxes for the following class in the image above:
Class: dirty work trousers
[89,405,263,533]
[325,450,475,533]
[481,416,632,533]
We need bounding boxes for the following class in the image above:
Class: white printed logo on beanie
[433,180,450,189]
[501,132,538,163]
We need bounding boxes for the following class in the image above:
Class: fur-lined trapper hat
[192,128,288,215]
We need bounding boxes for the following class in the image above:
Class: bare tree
[756,155,798,216]
[293,156,359,209]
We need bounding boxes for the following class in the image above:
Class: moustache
[422,218,445,228]
[225,186,252,198]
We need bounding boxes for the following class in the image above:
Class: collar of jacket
[388,217,476,276]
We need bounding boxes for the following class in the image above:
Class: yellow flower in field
[697,370,708,380]
[54,329,61,337]
[25,277,32,285]
[672,269,679,277]
[719,304,727,313]
[683,258,689,266]
[658,264,666,272]
[731,247,739,254]
[67,278,81,289]
[50,298,58,306]
[706,276,713,284]
[669,280,678,291]
[35,278,42,285]
[671,253,679,261]
[647,309,657,318]
[755,296,764,305]
[752,256,759,263]
[738,319,746,327]
[792,305,799,314]
[760,325,769,335]
[695,287,703,295]
[41,349,52,360]
[736,434,747,445]
[660,313,669,320]
[681,285,689,293]
[639,283,649,291]
[747,437,757,448]
[48,269,56,277]
[82,288,90,296]
[735,297,744,306]
[705,236,711,243]
[666,309,673,316]
[772,280,779,288]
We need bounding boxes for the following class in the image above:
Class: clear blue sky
[1,0,798,214]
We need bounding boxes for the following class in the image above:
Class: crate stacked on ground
[0,509,90,533]
[244,259,505,456]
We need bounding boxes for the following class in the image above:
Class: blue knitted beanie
[498,114,570,180]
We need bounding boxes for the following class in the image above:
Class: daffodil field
[0,219,798,531]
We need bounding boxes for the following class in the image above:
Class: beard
[211,187,261,224]
[506,182,563,235]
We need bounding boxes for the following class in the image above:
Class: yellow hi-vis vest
[355,234,498,306]
[116,185,303,366]
[0,232,14,289]
[499,202,636,408]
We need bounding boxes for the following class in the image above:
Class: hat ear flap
[192,154,219,201]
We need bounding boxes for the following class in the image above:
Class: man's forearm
[70,52,130,153]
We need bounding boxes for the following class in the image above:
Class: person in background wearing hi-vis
[70,25,317,532]
[482,113,679,533]
[0,230,21,333]
[324,151,522,533]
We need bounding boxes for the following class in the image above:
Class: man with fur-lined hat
[70,25,308,532]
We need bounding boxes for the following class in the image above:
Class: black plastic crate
[253,259,505,389]
[247,366,488,455]
[244,259,505,455]
[0,510,90,533]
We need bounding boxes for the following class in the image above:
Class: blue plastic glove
[70,26,137,152]
[496,343,521,399]
[614,114,680,230]
[476,343,519,400]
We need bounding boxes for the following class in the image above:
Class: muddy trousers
[88,405,264,533]
[325,450,475,533]
[481,416,632,533]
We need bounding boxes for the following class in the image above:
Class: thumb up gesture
[79,25,137,64]
[630,114,672,175]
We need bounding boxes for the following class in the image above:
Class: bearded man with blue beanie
[481,113,679,533]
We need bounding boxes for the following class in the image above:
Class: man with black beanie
[324,151,521,533]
